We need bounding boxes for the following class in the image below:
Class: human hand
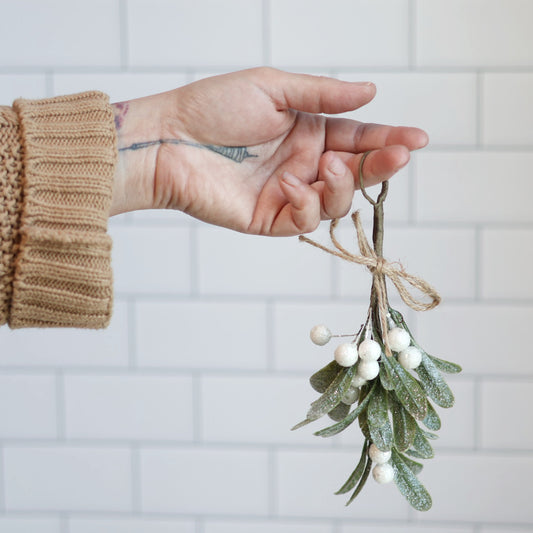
[111,68,428,236]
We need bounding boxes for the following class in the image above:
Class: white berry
[341,386,359,405]
[387,327,410,352]
[358,339,382,361]
[372,463,394,484]
[357,359,380,380]
[398,346,422,370]
[310,324,332,346]
[351,374,367,388]
[334,342,358,367]
[368,443,392,464]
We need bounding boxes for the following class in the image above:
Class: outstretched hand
[111,68,428,236]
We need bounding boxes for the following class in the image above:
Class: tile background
[0,0,532,531]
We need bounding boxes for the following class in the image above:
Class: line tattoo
[118,138,257,164]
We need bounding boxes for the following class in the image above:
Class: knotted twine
[299,151,441,357]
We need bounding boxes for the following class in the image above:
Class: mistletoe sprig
[291,153,462,512]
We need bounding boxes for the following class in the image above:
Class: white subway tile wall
[0,1,531,532]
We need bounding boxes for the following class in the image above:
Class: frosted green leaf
[400,453,424,476]
[328,402,350,421]
[421,429,439,440]
[415,353,455,409]
[336,440,369,495]
[367,385,393,451]
[314,381,377,438]
[381,354,428,421]
[428,354,462,374]
[310,360,343,393]
[422,400,441,431]
[391,449,432,511]
[307,365,355,421]
[407,427,434,459]
[379,359,395,391]
[389,393,417,452]
[346,455,372,506]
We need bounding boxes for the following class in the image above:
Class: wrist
[110,94,166,216]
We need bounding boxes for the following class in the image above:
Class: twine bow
[299,152,441,356]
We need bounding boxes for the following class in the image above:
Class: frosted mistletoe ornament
[292,152,461,512]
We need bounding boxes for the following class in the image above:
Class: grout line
[474,225,482,301]
[473,377,482,451]
[408,152,417,224]
[119,0,129,69]
[192,373,203,443]
[189,223,199,297]
[265,300,275,371]
[195,517,205,533]
[262,0,272,65]
[56,371,66,440]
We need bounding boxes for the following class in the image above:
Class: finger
[325,117,429,153]
[259,69,376,114]
[313,152,355,220]
[275,171,321,235]
[335,145,411,190]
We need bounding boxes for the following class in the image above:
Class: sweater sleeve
[0,91,117,329]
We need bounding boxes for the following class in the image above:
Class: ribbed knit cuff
[9,91,117,328]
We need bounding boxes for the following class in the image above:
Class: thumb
[259,68,376,114]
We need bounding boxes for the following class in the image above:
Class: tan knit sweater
[0,91,117,329]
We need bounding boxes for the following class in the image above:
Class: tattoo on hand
[118,138,257,163]
[113,102,129,130]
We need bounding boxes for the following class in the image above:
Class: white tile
[205,521,332,533]
[69,517,195,533]
[416,152,533,223]
[418,453,533,523]
[416,304,533,376]
[4,446,132,511]
[197,225,332,296]
[276,449,409,519]
[0,517,61,533]
[337,225,477,300]
[65,374,194,441]
[481,229,533,299]
[482,73,533,146]
[0,375,56,438]
[271,0,408,67]
[135,301,267,369]
[110,227,191,294]
[338,72,477,146]
[140,447,269,514]
[416,0,533,67]
[128,0,262,67]
[0,302,128,367]
[480,380,533,450]
[273,301,371,372]
[0,75,47,102]
[53,73,189,103]
[201,375,331,445]
[0,0,120,67]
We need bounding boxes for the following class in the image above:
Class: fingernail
[328,156,345,177]
[282,172,301,187]
[352,81,374,87]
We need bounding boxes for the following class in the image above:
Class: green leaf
[421,429,439,440]
[307,365,355,421]
[379,358,395,391]
[391,448,432,512]
[400,453,424,476]
[428,354,462,374]
[346,455,373,506]
[381,354,428,421]
[310,360,343,393]
[415,353,455,409]
[389,394,417,452]
[328,402,350,421]
[408,426,434,459]
[367,385,393,451]
[336,440,369,495]
[422,400,442,431]
[314,381,377,438]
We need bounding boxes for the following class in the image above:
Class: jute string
[299,151,441,356]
